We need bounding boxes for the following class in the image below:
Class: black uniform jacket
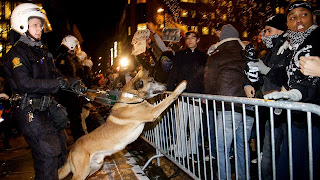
[3,40,60,98]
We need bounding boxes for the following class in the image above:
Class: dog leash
[64,89,145,105]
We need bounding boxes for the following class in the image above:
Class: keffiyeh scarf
[261,30,280,49]
[287,24,318,50]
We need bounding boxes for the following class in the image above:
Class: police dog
[58,70,187,180]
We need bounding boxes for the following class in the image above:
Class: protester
[2,3,86,179]
[167,31,207,159]
[204,24,254,179]
[242,14,289,176]
[264,1,320,179]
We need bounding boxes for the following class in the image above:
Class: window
[202,12,208,19]
[211,28,216,35]
[137,23,147,30]
[180,9,188,17]
[191,10,196,18]
[128,26,131,36]
[137,0,146,3]
[181,0,196,3]
[202,27,209,35]
[211,13,215,20]
[190,26,198,32]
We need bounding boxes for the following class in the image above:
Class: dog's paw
[174,80,187,94]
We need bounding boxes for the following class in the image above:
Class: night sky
[43,0,127,58]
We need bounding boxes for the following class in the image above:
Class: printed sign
[162,27,181,42]
[131,40,147,56]
[132,29,150,44]
[131,29,150,55]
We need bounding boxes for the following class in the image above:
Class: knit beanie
[265,14,287,31]
[286,1,312,17]
[219,24,239,41]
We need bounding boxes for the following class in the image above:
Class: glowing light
[157,8,164,13]
[120,57,129,67]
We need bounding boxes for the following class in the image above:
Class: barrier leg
[142,154,164,171]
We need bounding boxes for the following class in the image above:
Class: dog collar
[123,92,138,98]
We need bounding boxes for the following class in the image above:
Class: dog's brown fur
[58,70,187,180]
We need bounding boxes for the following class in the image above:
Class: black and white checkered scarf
[261,30,280,49]
[287,25,318,50]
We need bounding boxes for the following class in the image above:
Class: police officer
[2,3,86,179]
[55,35,86,141]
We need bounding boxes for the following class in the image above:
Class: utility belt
[12,94,53,111]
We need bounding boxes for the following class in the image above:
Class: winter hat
[265,14,287,31]
[219,24,239,41]
[286,1,312,17]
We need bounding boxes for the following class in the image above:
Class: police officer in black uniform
[55,35,86,141]
[2,3,86,180]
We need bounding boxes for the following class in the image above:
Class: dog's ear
[135,69,149,78]
[134,79,144,90]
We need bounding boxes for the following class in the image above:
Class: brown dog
[58,70,187,180]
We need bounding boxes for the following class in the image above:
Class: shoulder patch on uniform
[12,57,23,69]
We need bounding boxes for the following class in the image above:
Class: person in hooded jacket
[2,3,86,179]
[204,24,254,180]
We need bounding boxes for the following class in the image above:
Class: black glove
[58,77,87,93]
[243,43,258,62]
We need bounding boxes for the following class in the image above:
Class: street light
[157,8,165,27]
[120,57,129,68]
[157,8,164,13]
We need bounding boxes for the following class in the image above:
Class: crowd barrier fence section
[141,92,320,180]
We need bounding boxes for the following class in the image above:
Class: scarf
[287,24,318,50]
[18,35,42,47]
[261,31,280,49]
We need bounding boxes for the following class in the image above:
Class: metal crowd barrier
[141,92,320,180]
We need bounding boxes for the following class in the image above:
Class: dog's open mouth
[153,90,165,94]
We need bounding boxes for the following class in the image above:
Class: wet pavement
[0,127,193,180]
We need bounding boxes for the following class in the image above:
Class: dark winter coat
[3,40,60,98]
[167,48,207,93]
[262,33,289,94]
[204,38,246,97]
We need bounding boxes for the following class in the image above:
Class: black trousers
[13,107,67,180]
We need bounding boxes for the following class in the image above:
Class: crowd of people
[130,1,320,180]
[1,1,320,179]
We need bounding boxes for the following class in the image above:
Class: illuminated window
[137,23,147,30]
[191,10,196,18]
[202,27,209,35]
[128,0,130,4]
[211,28,215,35]
[181,0,196,3]
[5,2,12,20]
[190,26,198,32]
[211,13,215,20]
[202,0,209,3]
[202,12,208,19]
[137,0,146,3]
[128,26,131,36]
[221,14,227,21]
[243,31,248,38]
[180,9,188,17]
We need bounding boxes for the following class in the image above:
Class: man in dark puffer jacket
[204,24,254,180]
